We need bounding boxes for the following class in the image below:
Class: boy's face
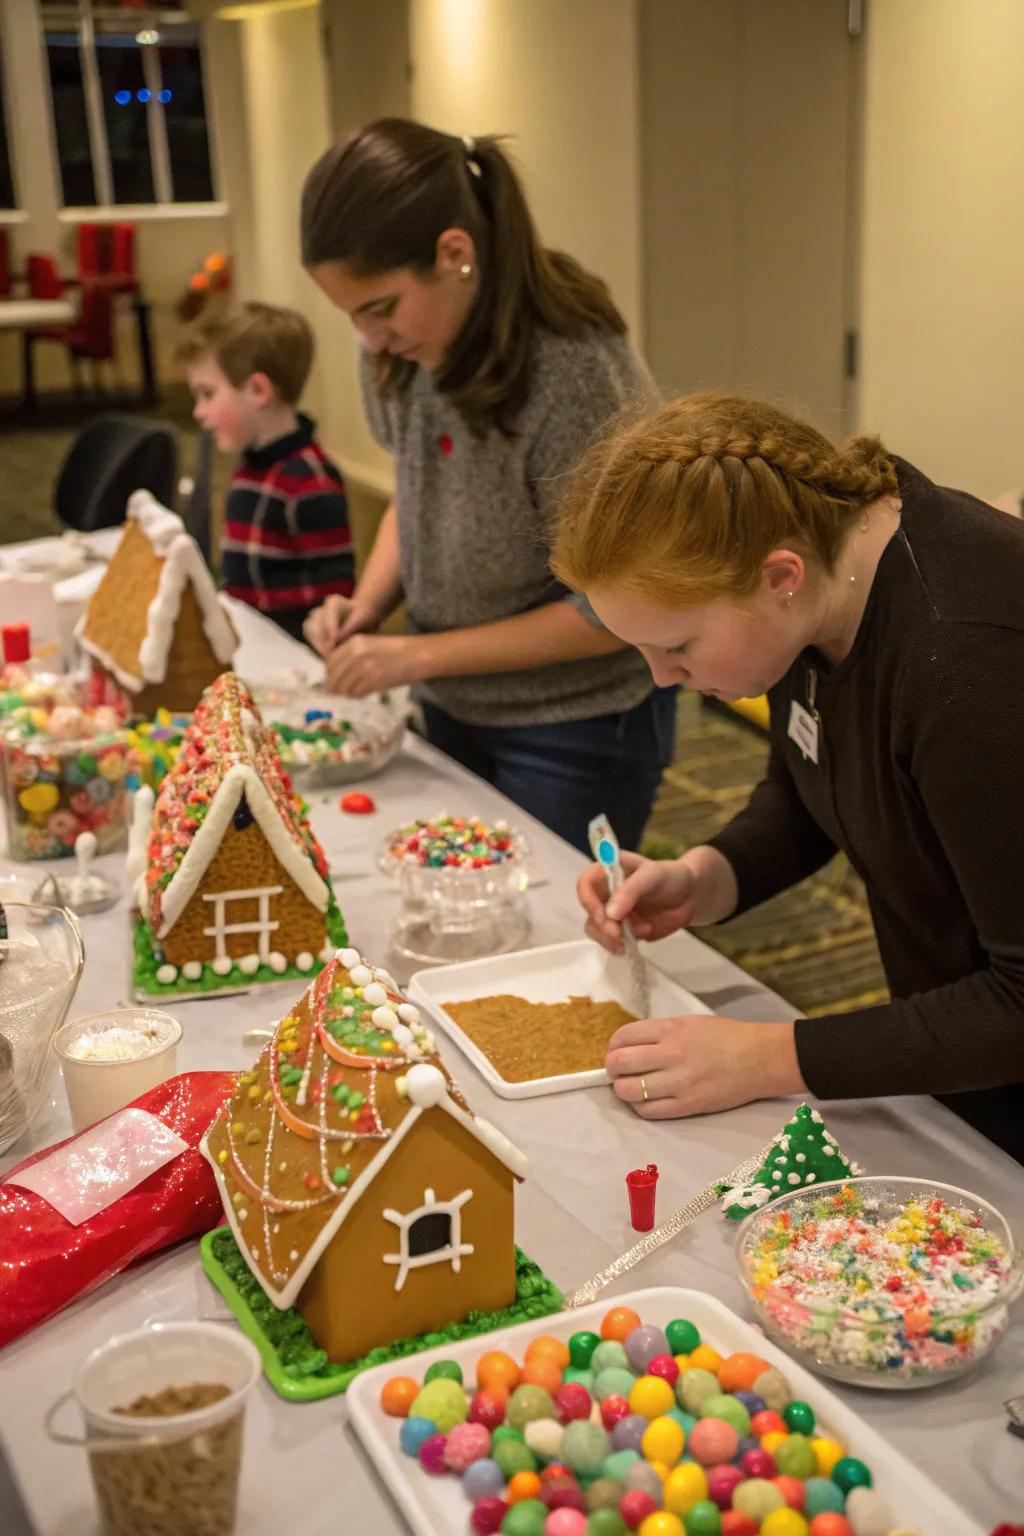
[186,356,266,453]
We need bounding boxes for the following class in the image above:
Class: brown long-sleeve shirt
[708,458,1024,1164]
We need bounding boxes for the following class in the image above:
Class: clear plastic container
[736,1175,1024,1388]
[0,901,85,1154]
[253,681,409,787]
[1,719,130,860]
[380,815,530,964]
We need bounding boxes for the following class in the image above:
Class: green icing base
[200,1227,564,1402]
[132,894,347,999]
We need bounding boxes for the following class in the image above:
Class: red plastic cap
[1,622,30,664]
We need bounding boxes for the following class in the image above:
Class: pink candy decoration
[544,1511,587,1536]
[443,1420,491,1472]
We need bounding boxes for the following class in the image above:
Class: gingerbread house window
[382,1187,474,1293]
[202,885,283,962]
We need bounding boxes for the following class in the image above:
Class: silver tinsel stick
[563,1140,777,1309]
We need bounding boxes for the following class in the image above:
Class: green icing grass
[201,1227,564,1401]
[132,894,347,998]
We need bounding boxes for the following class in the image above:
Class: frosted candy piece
[397,1003,421,1025]
[239,954,260,976]
[155,964,178,985]
[349,964,372,987]
[338,947,361,969]
[371,1005,399,1030]
[296,952,314,972]
[182,961,202,981]
[362,982,389,1007]
[212,956,233,976]
[268,952,287,974]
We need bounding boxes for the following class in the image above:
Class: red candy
[554,1383,592,1423]
[471,1497,508,1534]
[773,1475,806,1510]
[808,1519,855,1536]
[541,1476,586,1511]
[417,1432,448,1475]
[468,1391,507,1429]
[619,1490,658,1528]
[600,1395,631,1430]
[722,1514,760,1536]
[751,1409,787,1437]
[340,791,376,814]
[706,1462,745,1509]
[647,1353,680,1386]
[741,1447,777,1479]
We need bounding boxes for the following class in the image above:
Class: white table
[0,601,1021,1534]
[0,299,79,330]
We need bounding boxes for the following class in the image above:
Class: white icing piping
[382,1186,474,1292]
[157,763,329,938]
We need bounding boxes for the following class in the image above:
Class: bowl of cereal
[736,1177,1023,1388]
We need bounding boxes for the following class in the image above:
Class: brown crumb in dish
[442,994,635,1082]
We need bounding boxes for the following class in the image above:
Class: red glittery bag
[0,1071,235,1350]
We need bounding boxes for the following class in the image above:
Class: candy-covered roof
[140,672,330,937]
[200,949,528,1308]
[76,491,237,692]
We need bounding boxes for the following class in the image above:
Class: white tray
[408,939,710,1098]
[347,1285,982,1536]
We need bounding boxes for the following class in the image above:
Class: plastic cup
[49,1321,260,1536]
[53,1008,182,1132]
[626,1163,659,1231]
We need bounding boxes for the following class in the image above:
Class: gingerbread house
[76,490,237,716]
[129,671,345,996]
[201,947,528,1363]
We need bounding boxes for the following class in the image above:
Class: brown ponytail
[551,392,899,606]
[301,118,626,433]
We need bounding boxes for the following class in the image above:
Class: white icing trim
[199,1052,528,1310]
[382,1186,474,1292]
[75,491,236,690]
[156,764,329,937]
[126,786,155,897]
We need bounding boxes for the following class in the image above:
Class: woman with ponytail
[300,119,672,853]
[556,392,1024,1162]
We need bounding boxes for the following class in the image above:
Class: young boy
[177,302,354,642]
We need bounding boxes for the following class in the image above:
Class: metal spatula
[588,813,650,1019]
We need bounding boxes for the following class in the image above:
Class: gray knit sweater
[359,330,656,726]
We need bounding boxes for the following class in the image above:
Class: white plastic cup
[52,1008,182,1132]
[48,1321,261,1536]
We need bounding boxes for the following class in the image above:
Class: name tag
[788,700,819,763]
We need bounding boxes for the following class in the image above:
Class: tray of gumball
[0,681,130,861]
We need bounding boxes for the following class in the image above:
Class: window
[41,5,216,209]
[0,42,18,209]
[382,1187,475,1293]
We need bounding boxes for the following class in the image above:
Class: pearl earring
[785,591,794,607]
[459,263,473,280]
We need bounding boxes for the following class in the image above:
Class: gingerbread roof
[137,672,330,937]
[76,490,237,692]
[200,948,528,1309]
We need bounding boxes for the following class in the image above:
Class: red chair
[0,230,11,298]
[27,252,65,300]
[75,220,154,403]
[24,281,114,398]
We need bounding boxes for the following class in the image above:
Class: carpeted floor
[0,397,887,1017]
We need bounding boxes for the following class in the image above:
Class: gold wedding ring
[640,1076,649,1102]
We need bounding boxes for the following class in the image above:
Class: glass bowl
[379,814,530,964]
[253,683,408,788]
[736,1176,1023,1389]
[0,901,85,1154]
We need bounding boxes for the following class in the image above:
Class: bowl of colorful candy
[1,700,130,860]
[380,813,530,964]
[251,678,409,787]
[736,1177,1023,1389]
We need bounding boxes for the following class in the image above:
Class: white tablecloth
[0,585,1021,1534]
[0,298,78,331]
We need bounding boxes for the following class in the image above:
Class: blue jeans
[419,688,678,854]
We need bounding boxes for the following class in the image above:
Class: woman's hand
[323,633,426,697]
[303,595,380,656]
[605,1015,803,1119]
[578,852,699,952]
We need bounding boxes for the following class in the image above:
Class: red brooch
[438,433,454,456]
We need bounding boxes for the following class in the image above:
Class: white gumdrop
[338,947,361,969]
[212,956,233,976]
[182,961,202,981]
[296,952,314,972]
[362,982,389,1007]
[349,964,372,987]
[397,1002,421,1025]
[392,1024,414,1051]
[155,964,178,985]
[373,967,398,991]
[845,1487,895,1536]
[268,952,287,974]
[239,954,261,976]
[404,1063,447,1107]
[371,1005,399,1030]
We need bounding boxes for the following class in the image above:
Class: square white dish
[347,1284,982,1536]
[408,939,711,1098]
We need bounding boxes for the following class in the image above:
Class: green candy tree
[719,1103,863,1219]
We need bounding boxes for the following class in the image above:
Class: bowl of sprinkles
[737,1178,1023,1388]
[381,814,530,964]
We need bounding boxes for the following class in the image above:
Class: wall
[408,0,642,340]
[638,0,857,435]
[857,0,1024,497]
